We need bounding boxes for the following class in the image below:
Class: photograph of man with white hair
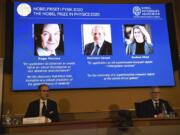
[83,25,112,56]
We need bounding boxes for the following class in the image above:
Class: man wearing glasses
[136,87,175,118]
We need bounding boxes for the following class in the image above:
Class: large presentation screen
[13,2,175,91]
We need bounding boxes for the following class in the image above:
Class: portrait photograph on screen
[34,24,64,56]
[123,24,153,55]
[82,24,112,56]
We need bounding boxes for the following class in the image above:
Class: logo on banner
[17,3,32,17]
[132,6,141,16]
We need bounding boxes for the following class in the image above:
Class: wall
[0,0,180,116]
[0,0,5,58]
[0,59,4,116]
[174,0,180,58]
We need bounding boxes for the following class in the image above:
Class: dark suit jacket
[84,40,112,55]
[25,99,60,122]
[139,99,174,118]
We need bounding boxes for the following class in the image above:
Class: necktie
[155,102,160,111]
[42,102,46,116]
[92,45,99,55]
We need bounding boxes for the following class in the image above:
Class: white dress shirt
[37,47,56,56]
[152,100,159,109]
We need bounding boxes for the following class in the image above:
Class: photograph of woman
[125,25,153,55]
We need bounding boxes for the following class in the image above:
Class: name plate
[23,116,51,124]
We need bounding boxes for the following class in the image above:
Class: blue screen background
[13,2,175,91]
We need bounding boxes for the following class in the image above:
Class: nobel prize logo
[133,6,141,16]
[17,3,32,16]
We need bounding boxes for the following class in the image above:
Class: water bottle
[4,110,11,125]
[169,112,176,118]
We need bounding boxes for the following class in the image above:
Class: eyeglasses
[41,89,49,92]
[152,92,160,94]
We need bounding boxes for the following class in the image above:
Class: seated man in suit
[84,25,112,55]
[140,87,175,118]
[25,84,60,122]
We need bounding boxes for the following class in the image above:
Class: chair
[118,110,133,130]
[134,102,144,118]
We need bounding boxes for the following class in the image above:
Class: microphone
[162,103,168,116]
